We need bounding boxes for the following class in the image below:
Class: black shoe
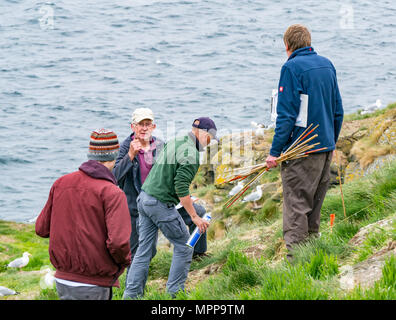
[192,252,211,261]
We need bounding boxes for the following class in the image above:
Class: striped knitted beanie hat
[87,129,120,161]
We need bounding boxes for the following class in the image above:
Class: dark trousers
[280,151,333,261]
[55,282,112,300]
[177,203,208,254]
[125,211,157,282]
[129,210,157,263]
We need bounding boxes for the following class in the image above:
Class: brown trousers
[280,151,333,260]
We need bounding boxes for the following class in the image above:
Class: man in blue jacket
[266,24,344,262]
[113,108,163,271]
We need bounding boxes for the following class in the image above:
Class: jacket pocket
[142,199,158,206]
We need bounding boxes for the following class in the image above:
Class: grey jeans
[55,282,112,300]
[281,151,333,261]
[177,203,207,254]
[123,191,193,299]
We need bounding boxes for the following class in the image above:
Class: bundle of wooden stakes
[223,123,327,208]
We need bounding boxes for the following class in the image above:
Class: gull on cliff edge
[228,181,244,197]
[251,121,266,136]
[361,99,382,115]
[242,185,263,204]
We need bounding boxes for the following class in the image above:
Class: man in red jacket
[36,129,131,300]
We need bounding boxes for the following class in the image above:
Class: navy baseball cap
[192,117,218,141]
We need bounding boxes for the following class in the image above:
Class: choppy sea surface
[1,0,395,222]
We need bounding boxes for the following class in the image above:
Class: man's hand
[191,215,209,234]
[180,195,209,234]
[266,155,278,169]
[128,139,142,161]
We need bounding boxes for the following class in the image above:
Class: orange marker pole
[330,214,335,232]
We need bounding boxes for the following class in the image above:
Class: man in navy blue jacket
[113,109,162,266]
[266,24,344,262]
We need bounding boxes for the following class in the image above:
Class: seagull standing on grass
[251,121,266,136]
[0,286,18,296]
[228,181,244,197]
[7,252,32,268]
[242,185,263,208]
[361,99,382,115]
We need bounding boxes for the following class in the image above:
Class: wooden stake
[336,150,347,218]
[223,123,325,208]
[284,123,314,153]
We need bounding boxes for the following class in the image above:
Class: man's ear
[131,123,136,132]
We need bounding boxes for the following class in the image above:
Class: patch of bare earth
[185,263,223,291]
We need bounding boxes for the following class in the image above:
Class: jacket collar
[288,46,316,61]
[188,131,204,152]
[79,160,117,184]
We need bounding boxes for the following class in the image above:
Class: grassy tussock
[135,161,396,300]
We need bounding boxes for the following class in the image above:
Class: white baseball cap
[131,108,154,124]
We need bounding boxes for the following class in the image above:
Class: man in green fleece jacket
[123,117,218,299]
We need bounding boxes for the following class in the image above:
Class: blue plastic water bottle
[186,212,212,248]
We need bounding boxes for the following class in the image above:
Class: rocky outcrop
[338,106,396,182]
[196,104,396,205]
[339,216,395,290]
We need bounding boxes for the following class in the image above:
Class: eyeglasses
[135,122,154,128]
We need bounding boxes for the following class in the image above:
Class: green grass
[37,288,59,300]
[321,160,396,230]
[354,229,391,263]
[222,251,261,290]
[0,220,51,299]
[238,264,330,300]
[381,255,396,290]
[256,198,281,222]
[304,249,339,280]
[291,233,351,265]
[167,161,396,300]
